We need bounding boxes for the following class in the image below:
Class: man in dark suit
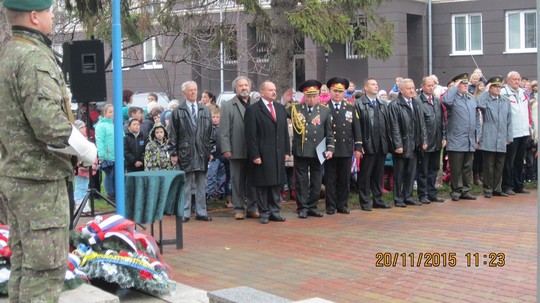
[219,76,259,220]
[324,77,363,215]
[388,78,427,207]
[355,78,392,211]
[245,80,290,224]
[289,80,334,219]
[416,76,446,203]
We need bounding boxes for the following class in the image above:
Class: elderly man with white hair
[501,71,532,195]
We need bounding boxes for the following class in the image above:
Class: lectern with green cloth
[125,170,185,251]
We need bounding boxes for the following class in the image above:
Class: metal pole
[220,1,224,94]
[536,0,540,302]
[428,0,432,75]
[112,0,125,216]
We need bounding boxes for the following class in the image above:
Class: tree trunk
[268,0,297,98]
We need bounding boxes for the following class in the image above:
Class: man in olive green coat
[0,1,96,302]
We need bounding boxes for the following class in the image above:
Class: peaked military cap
[487,76,503,86]
[451,73,469,83]
[3,0,52,11]
[298,80,322,95]
[326,77,350,92]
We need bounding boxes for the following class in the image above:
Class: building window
[143,37,162,69]
[255,30,269,62]
[346,16,367,59]
[223,29,238,65]
[451,13,482,55]
[506,10,537,53]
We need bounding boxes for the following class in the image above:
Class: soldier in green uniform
[0,1,97,302]
[288,80,334,219]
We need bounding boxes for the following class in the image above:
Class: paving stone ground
[157,190,537,303]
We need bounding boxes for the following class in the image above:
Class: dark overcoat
[245,100,290,187]
[417,92,446,152]
[388,94,427,158]
[355,95,390,155]
[167,101,214,172]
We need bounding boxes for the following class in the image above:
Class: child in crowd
[142,105,164,137]
[123,106,144,134]
[124,118,147,173]
[145,122,174,171]
[95,104,116,201]
[73,120,97,213]
[206,107,231,206]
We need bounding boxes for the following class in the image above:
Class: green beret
[487,76,503,86]
[3,0,52,11]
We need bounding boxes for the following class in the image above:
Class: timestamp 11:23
[374,252,506,268]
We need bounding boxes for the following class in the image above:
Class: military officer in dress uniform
[289,80,334,218]
[324,77,363,215]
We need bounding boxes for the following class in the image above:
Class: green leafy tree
[63,0,393,95]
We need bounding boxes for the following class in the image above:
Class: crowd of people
[94,69,537,225]
[0,0,537,300]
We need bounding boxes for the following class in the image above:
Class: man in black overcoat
[355,78,392,211]
[245,80,290,224]
[388,78,427,207]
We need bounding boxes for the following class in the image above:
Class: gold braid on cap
[291,104,306,152]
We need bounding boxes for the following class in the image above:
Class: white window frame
[223,29,238,65]
[505,10,537,54]
[143,37,163,69]
[345,16,366,59]
[451,13,483,56]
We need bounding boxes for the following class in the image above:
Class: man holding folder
[288,80,334,218]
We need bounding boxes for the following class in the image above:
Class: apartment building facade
[98,0,536,99]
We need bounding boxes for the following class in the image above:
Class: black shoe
[484,192,492,198]
[373,203,391,209]
[504,189,516,195]
[260,217,269,224]
[326,210,335,215]
[269,215,286,222]
[182,217,190,223]
[195,215,212,221]
[419,197,431,204]
[361,206,373,211]
[337,207,350,214]
[493,191,508,197]
[394,202,407,208]
[451,195,460,201]
[307,210,324,217]
[460,193,477,200]
[405,200,422,206]
[515,188,530,194]
[298,209,308,219]
[430,197,445,202]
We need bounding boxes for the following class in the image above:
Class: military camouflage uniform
[0,27,73,303]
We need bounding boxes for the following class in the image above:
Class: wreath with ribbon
[0,215,175,296]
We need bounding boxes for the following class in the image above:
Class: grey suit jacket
[219,95,254,159]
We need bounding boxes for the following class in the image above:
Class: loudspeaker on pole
[62,40,107,103]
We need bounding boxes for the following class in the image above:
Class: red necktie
[268,102,276,121]
[428,96,433,105]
